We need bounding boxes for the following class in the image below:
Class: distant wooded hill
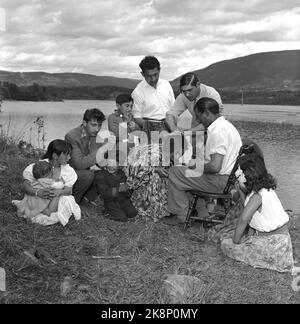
[0,50,299,105]
[0,71,139,89]
[0,82,132,101]
[171,50,300,92]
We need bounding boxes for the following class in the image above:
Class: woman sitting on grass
[221,154,294,273]
[13,139,81,226]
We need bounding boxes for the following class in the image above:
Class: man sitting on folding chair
[163,97,242,225]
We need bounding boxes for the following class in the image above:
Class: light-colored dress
[12,178,64,218]
[221,189,294,273]
[12,160,81,226]
[125,144,169,222]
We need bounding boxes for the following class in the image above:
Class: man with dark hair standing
[166,72,223,133]
[163,97,242,225]
[65,108,106,204]
[132,56,175,137]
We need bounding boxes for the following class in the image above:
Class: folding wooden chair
[183,143,254,230]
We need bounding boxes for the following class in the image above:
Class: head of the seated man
[140,56,160,88]
[116,94,133,117]
[83,108,106,137]
[180,72,201,102]
[194,97,220,128]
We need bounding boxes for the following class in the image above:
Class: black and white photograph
[0,0,299,306]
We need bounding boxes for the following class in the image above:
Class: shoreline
[230,118,300,127]
[2,98,300,107]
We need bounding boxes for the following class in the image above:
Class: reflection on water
[1,100,300,211]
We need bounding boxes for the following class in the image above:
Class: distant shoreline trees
[1,81,299,106]
[218,89,300,106]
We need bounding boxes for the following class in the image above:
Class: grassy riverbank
[1,146,300,304]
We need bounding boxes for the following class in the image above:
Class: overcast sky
[0,0,299,80]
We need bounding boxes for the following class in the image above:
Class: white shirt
[132,79,175,120]
[167,83,223,127]
[205,116,242,175]
[246,189,289,232]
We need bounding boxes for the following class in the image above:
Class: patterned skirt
[125,144,169,222]
[221,233,294,273]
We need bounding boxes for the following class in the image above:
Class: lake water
[1,100,300,212]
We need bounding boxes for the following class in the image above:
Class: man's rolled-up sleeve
[207,130,228,156]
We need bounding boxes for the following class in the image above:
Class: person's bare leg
[43,196,59,215]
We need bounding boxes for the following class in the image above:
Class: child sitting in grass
[94,151,138,222]
[13,160,66,218]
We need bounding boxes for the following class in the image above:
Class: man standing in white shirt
[166,72,223,133]
[163,97,242,225]
[132,56,175,138]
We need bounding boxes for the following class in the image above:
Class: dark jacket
[65,125,103,170]
[95,169,131,201]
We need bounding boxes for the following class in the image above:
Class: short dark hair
[194,97,220,115]
[83,108,106,123]
[180,72,199,88]
[116,93,133,105]
[139,56,160,72]
[32,161,52,179]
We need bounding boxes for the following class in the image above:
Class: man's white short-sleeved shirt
[205,116,242,175]
[132,79,175,120]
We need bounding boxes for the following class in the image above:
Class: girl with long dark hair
[221,155,294,272]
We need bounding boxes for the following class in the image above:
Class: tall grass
[0,116,46,154]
